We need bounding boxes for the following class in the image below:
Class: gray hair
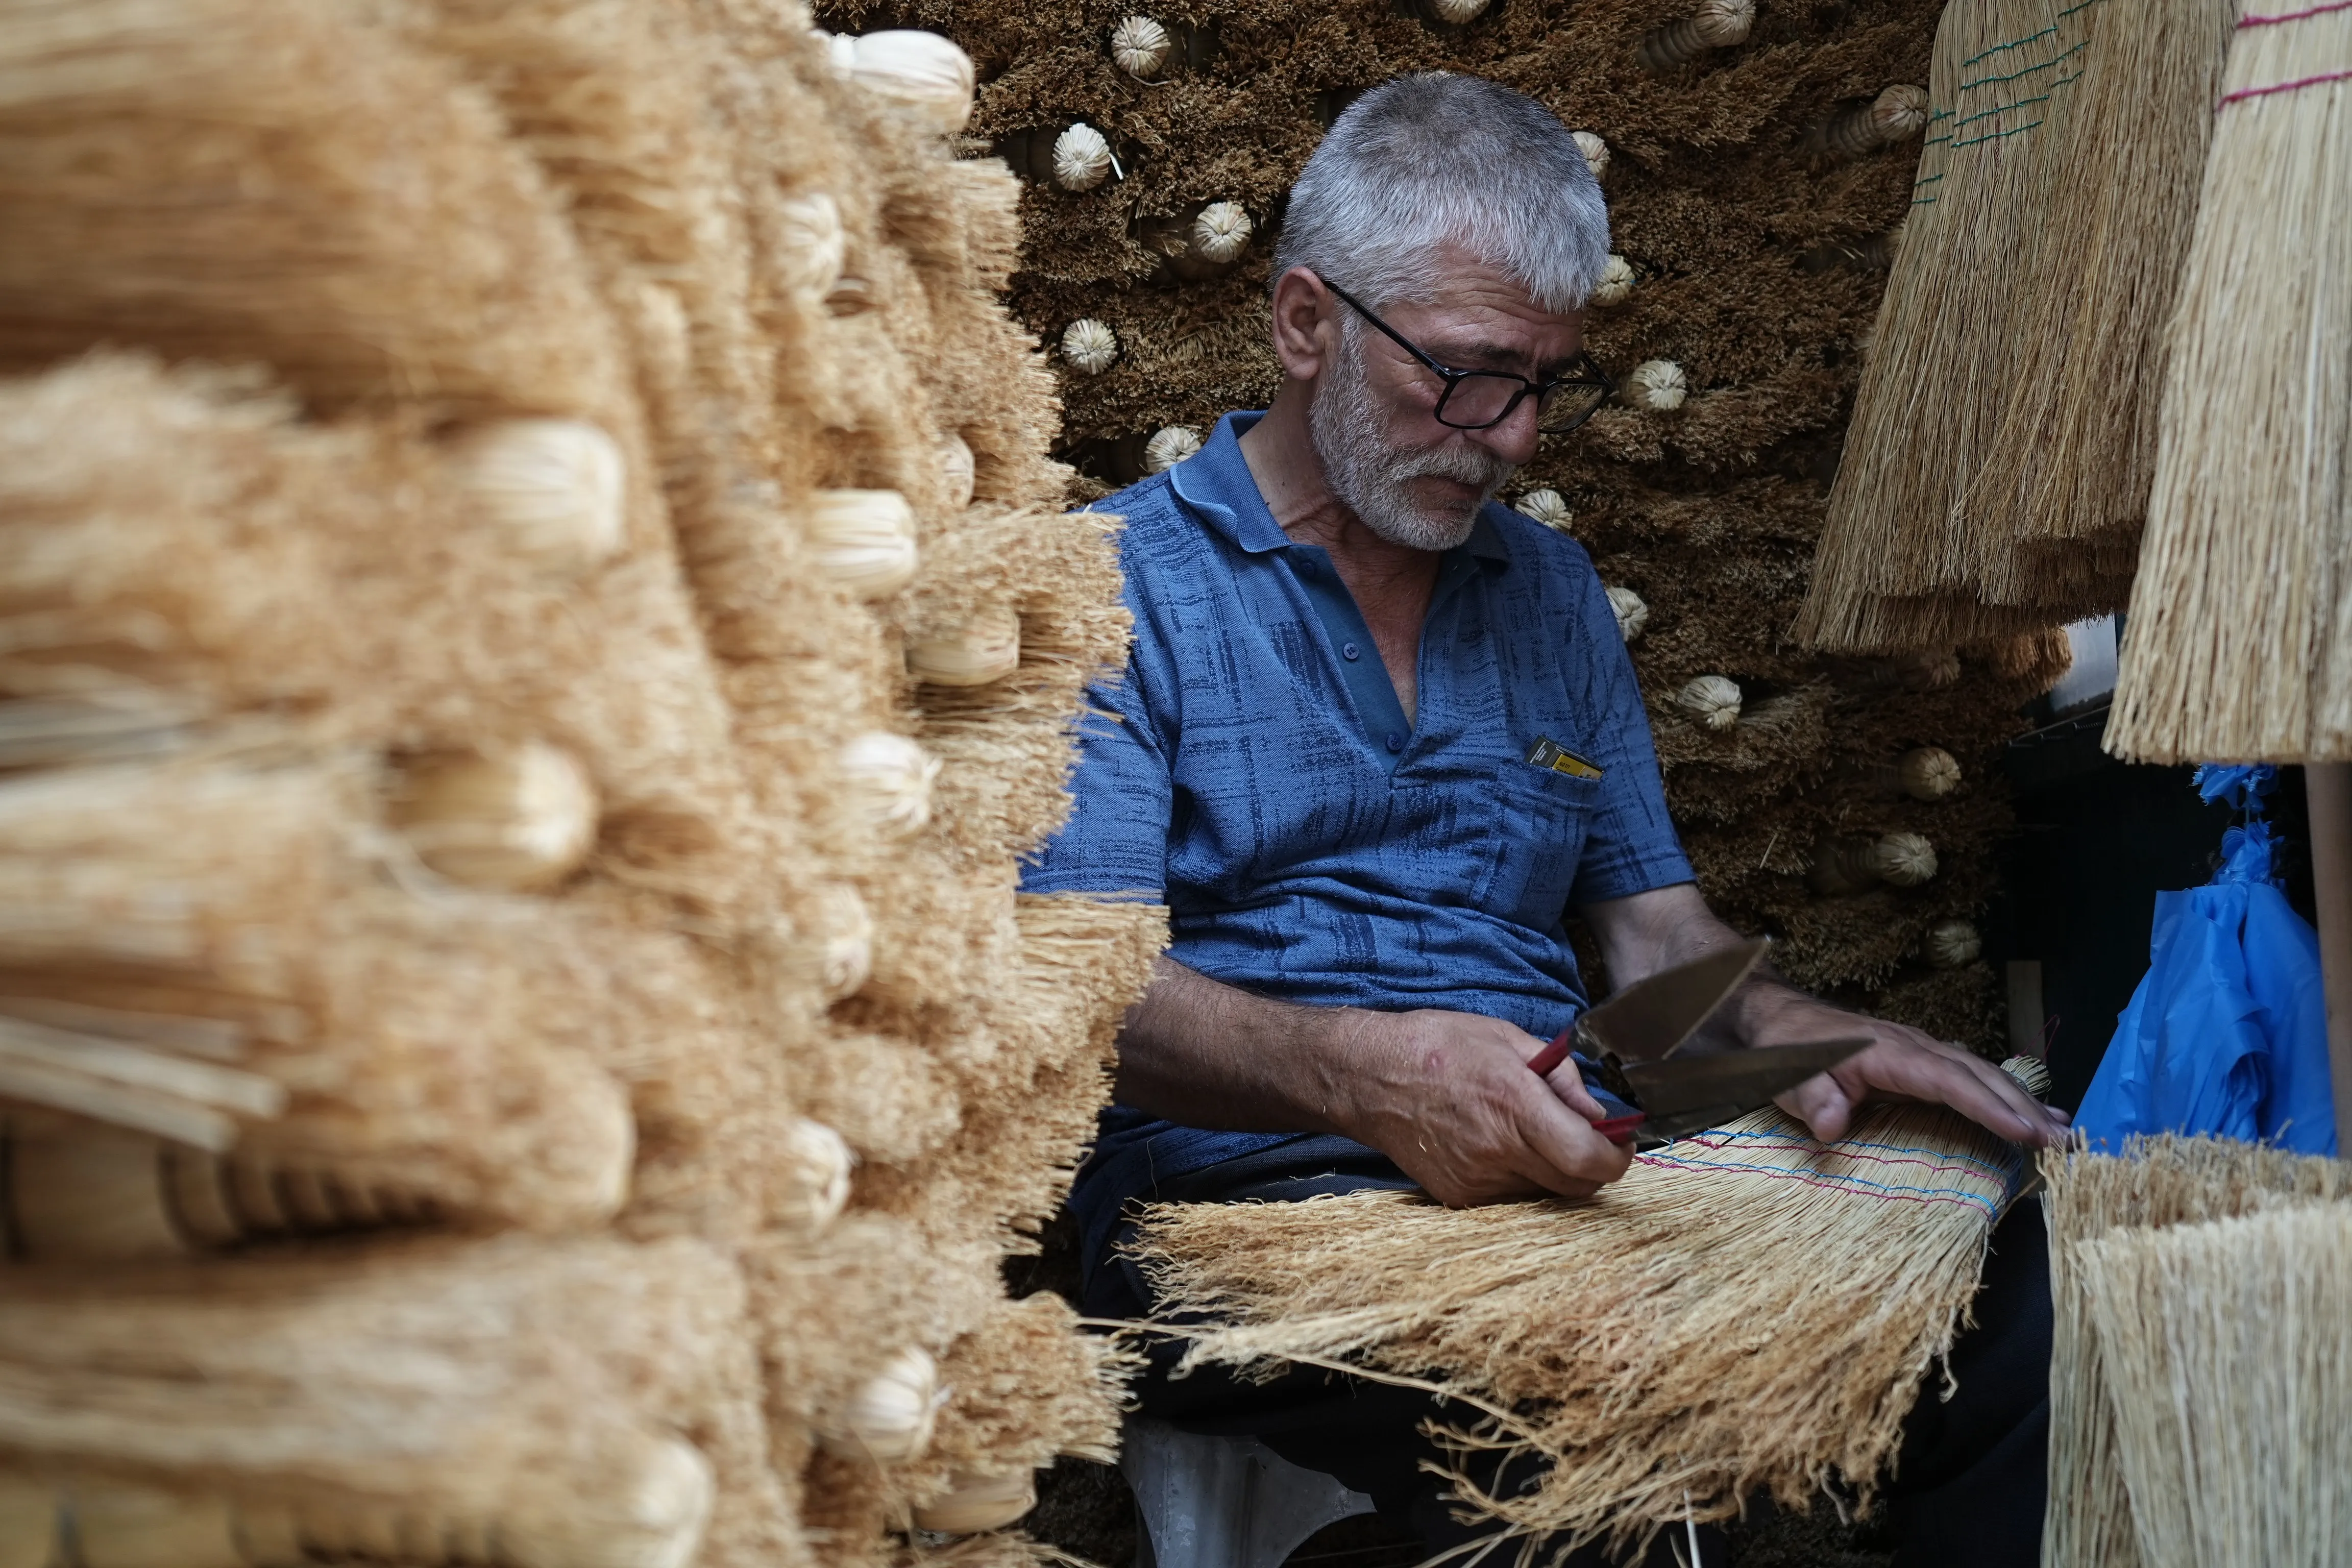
[1273,73,1610,315]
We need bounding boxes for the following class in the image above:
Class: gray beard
[1307,323,1517,552]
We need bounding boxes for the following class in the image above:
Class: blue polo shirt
[1023,411,1694,1274]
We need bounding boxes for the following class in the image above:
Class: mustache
[1385,439,1517,496]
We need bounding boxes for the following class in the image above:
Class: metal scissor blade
[1575,938,1769,1064]
[1618,1036,1872,1125]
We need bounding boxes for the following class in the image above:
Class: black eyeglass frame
[1321,278,1617,435]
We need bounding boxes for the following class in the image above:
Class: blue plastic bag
[2074,770,2338,1155]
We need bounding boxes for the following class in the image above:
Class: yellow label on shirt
[1525,737,1604,779]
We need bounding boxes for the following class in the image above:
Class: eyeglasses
[1322,278,1617,435]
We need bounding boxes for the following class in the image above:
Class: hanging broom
[2104,0,2352,762]
[1797,0,2092,651]
[2079,1202,2352,1568]
[2037,1135,2352,1568]
[1133,1087,2036,1556]
[1961,0,2238,621]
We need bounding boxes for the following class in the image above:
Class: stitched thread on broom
[1636,1145,2013,1215]
[2239,0,2352,23]
[1649,1126,2022,1187]
[2220,66,2352,101]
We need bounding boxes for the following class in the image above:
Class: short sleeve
[1021,646,1175,899]
[1569,573,1694,903]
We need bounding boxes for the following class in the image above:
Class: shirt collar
[1169,409,1513,572]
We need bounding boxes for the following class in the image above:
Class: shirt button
[1342,642,1361,661]
[1385,731,1405,753]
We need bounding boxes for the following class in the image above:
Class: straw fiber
[0,1235,793,1562]
[0,0,629,427]
[0,355,763,920]
[1134,1101,2025,1555]
[0,0,1300,1560]
[1796,0,2092,651]
[1961,0,2236,615]
[2079,1203,2352,1568]
[2104,0,2352,763]
[2038,1136,2352,1568]
[1799,0,2244,653]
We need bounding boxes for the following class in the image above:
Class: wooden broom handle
[2306,763,2352,1148]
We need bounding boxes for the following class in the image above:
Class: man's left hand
[1745,987,2071,1147]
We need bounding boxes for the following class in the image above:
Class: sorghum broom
[0,752,745,1236]
[0,356,762,918]
[2037,1136,2352,1568]
[902,1293,1130,1537]
[1797,0,2091,652]
[2079,1202,2352,1568]
[2103,0,2352,763]
[0,1235,751,1568]
[1134,1092,2034,1556]
[1961,0,2237,621]
[0,0,628,426]
[851,895,1166,1256]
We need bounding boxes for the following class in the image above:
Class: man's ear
[1268,267,1337,384]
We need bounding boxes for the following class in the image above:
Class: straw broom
[0,0,627,426]
[2104,0,2352,763]
[0,355,762,920]
[1133,1098,2028,1556]
[855,895,1166,1255]
[0,1234,755,1568]
[2078,1202,2352,1568]
[2036,1136,2352,1568]
[1961,0,2238,620]
[1797,0,2091,651]
[0,750,827,1239]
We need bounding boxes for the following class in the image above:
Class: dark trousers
[1084,1139,2051,1568]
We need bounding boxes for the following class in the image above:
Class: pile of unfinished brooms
[0,3,1161,1564]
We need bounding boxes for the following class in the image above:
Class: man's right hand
[1330,1008,1634,1206]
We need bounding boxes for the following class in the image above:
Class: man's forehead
[1386,246,1582,345]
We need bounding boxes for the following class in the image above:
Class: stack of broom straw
[1797,0,2239,654]
[2039,1135,2352,1568]
[1133,1062,2047,1559]
[0,1,1161,1563]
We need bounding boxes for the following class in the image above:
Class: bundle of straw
[0,0,626,424]
[1787,0,2145,649]
[0,355,760,918]
[2037,1136,2352,1568]
[2103,0,2352,762]
[1797,0,2088,651]
[2079,1203,2352,1568]
[1133,1100,2026,1555]
[1961,0,2238,621]
[0,1235,756,1568]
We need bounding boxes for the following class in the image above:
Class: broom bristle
[1798,0,2089,651]
[1134,1102,2024,1555]
[0,0,628,424]
[1960,0,2236,618]
[2079,1201,2352,1568]
[2105,0,2352,762]
[2038,1136,2352,1568]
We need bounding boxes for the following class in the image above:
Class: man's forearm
[1112,958,1636,1200]
[1112,957,1369,1132]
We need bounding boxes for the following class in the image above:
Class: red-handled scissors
[1530,940,1871,1148]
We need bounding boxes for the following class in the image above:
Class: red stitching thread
[2238,0,2352,24]
[2220,66,2352,105]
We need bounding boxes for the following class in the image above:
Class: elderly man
[1024,74,2067,1568]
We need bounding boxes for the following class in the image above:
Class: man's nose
[1469,397,1545,465]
